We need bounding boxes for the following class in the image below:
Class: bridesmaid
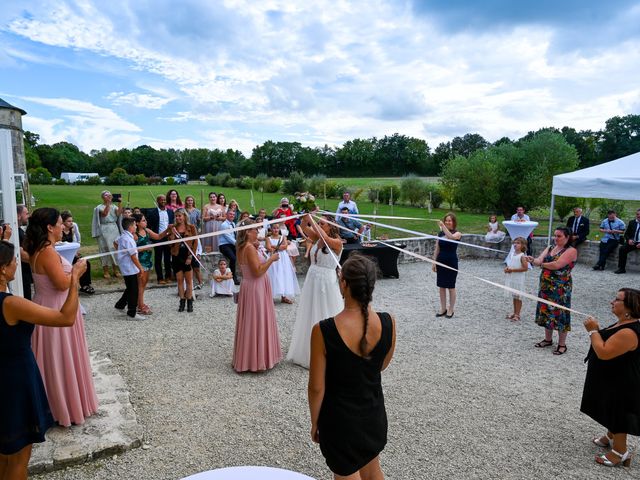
[25,208,99,427]
[203,192,224,253]
[232,219,282,373]
[0,240,86,479]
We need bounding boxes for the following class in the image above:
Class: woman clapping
[580,288,640,468]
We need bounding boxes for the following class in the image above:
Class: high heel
[178,298,186,312]
[595,449,631,467]
[435,310,447,317]
[186,298,193,313]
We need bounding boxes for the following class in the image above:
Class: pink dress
[232,255,282,373]
[31,254,98,427]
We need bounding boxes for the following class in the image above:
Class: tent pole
[547,194,555,247]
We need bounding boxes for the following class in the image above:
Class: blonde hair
[236,219,255,251]
[174,208,191,226]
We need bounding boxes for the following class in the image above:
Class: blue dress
[0,292,54,454]
[436,231,459,288]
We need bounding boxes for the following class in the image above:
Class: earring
[625,313,631,318]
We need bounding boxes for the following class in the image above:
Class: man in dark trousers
[615,208,640,274]
[566,207,590,247]
[144,195,174,284]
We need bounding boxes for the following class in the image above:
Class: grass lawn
[31,183,556,252]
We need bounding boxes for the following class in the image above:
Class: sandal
[511,314,520,322]
[553,345,568,355]
[281,297,294,304]
[534,339,553,348]
[593,435,613,448]
[506,313,515,320]
[138,306,152,315]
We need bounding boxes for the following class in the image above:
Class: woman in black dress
[432,213,462,318]
[581,287,640,468]
[0,241,85,478]
[308,253,396,479]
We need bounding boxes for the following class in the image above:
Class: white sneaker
[129,313,147,321]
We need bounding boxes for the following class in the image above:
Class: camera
[112,193,122,203]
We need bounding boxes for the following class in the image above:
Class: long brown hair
[315,214,340,263]
[342,253,377,357]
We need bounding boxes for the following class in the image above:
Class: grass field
[30,183,556,253]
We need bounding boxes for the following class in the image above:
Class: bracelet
[588,330,599,337]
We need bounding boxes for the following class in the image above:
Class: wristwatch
[588,330,598,337]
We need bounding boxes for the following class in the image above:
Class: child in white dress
[211,259,234,297]
[504,237,528,321]
[266,223,300,304]
[485,214,506,243]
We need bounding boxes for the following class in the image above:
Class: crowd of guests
[2,193,640,478]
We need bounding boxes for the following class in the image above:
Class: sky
[1,0,639,155]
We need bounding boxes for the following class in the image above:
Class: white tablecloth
[502,221,538,266]
[182,466,315,480]
[55,242,80,264]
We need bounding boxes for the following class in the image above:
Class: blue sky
[1,0,639,155]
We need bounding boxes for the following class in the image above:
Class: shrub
[28,167,52,185]
[597,201,627,220]
[147,176,163,185]
[238,176,254,189]
[329,182,347,199]
[164,176,175,185]
[53,178,67,186]
[225,177,238,188]
[350,187,365,202]
[253,173,268,191]
[400,176,429,206]
[205,174,216,186]
[283,171,307,195]
[426,183,443,209]
[368,184,399,205]
[307,175,327,197]
[84,175,102,185]
[132,174,147,186]
[263,177,282,193]
[554,196,580,221]
[107,167,130,185]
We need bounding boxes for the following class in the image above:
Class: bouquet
[294,192,317,213]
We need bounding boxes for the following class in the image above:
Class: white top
[158,208,169,232]
[510,213,531,222]
[182,466,315,480]
[336,199,359,215]
[116,230,140,276]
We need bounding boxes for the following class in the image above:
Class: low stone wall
[399,234,640,272]
[198,236,640,277]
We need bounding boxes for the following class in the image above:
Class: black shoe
[614,269,626,274]
[435,310,447,317]
[600,265,605,270]
[592,265,601,270]
[233,277,240,286]
[187,298,193,313]
[178,298,186,312]
[445,312,455,318]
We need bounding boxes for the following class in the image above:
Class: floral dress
[534,248,575,332]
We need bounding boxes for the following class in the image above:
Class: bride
[287,214,343,368]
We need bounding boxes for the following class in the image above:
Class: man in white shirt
[336,191,359,216]
[115,217,145,320]
[510,206,530,222]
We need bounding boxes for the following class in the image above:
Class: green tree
[28,166,52,184]
[598,114,640,162]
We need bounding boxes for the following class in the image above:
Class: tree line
[23,114,640,182]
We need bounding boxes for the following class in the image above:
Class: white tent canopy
[547,151,640,242]
[552,151,640,200]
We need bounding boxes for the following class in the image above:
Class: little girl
[211,259,234,297]
[266,223,300,304]
[504,237,528,321]
[133,213,169,315]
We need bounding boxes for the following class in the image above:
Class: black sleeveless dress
[318,312,393,476]
[0,292,54,454]
[580,321,640,435]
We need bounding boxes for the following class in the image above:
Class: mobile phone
[112,193,122,202]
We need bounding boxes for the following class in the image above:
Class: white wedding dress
[287,241,343,368]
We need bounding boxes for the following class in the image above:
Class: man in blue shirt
[593,210,625,271]
[337,207,363,244]
[219,209,239,284]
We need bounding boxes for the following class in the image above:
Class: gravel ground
[33,260,638,480]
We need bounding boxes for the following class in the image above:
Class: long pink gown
[232,255,282,373]
[31,254,98,426]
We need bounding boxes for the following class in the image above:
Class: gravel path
[33,260,637,480]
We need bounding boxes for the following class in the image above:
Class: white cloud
[4,0,640,151]
[107,92,174,109]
